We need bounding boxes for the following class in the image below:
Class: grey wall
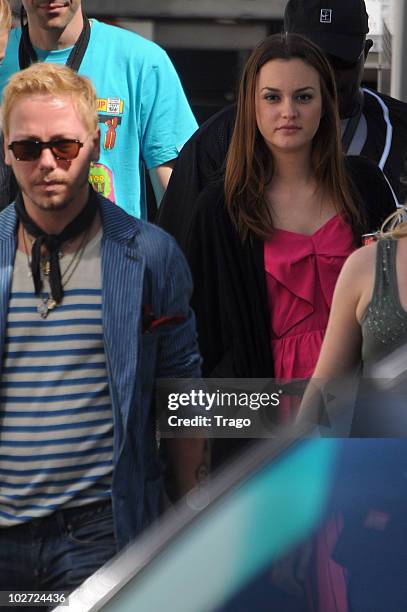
[81,0,285,20]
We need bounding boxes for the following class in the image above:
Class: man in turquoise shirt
[0,1,197,219]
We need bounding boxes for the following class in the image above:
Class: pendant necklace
[22,227,91,319]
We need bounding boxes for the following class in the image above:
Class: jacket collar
[98,193,142,245]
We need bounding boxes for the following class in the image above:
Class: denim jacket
[0,194,201,550]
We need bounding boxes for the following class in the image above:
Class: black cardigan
[182,156,397,377]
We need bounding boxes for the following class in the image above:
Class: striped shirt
[0,229,114,527]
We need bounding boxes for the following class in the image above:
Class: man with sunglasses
[0,62,204,595]
[157,0,406,244]
[0,0,197,220]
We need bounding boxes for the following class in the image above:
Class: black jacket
[157,104,235,248]
[181,156,397,377]
[361,88,407,204]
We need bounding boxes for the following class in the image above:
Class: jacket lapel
[100,199,145,436]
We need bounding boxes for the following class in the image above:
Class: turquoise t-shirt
[0,20,198,218]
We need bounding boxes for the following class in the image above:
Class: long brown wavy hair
[224,32,364,241]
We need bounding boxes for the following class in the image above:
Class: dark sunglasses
[8,139,84,161]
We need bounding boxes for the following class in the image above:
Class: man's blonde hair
[0,0,12,31]
[2,62,99,137]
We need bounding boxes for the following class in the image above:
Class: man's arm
[149,159,176,205]
[139,44,197,209]
[155,235,209,500]
[164,437,210,502]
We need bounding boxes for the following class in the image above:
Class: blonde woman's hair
[2,62,98,137]
[379,207,407,239]
[0,0,12,31]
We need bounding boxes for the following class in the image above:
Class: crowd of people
[0,0,405,609]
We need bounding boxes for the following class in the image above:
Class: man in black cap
[286,0,371,122]
[284,0,407,203]
[157,0,406,246]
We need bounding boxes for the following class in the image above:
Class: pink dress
[264,213,354,385]
[264,214,355,612]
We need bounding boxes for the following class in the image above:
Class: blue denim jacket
[0,194,201,550]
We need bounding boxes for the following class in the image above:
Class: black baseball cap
[284,0,369,63]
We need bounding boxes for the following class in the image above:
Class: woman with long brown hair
[180,33,397,612]
[187,33,394,402]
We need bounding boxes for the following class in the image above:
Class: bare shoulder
[335,242,377,290]
[330,242,377,323]
[346,241,377,269]
[396,235,407,256]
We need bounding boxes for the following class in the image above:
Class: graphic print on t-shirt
[97,97,124,151]
[89,162,116,203]
[87,97,124,202]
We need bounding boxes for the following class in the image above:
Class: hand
[271,539,313,598]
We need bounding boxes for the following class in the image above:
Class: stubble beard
[22,184,73,214]
[21,171,90,216]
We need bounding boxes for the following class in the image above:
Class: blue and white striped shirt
[0,230,113,526]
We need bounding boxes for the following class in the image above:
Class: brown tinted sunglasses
[8,139,84,161]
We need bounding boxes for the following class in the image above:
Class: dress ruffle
[264,215,355,342]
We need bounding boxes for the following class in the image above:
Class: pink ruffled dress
[264,213,354,386]
[264,213,355,612]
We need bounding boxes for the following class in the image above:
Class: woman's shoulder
[338,240,378,287]
[195,178,226,215]
[330,241,378,325]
